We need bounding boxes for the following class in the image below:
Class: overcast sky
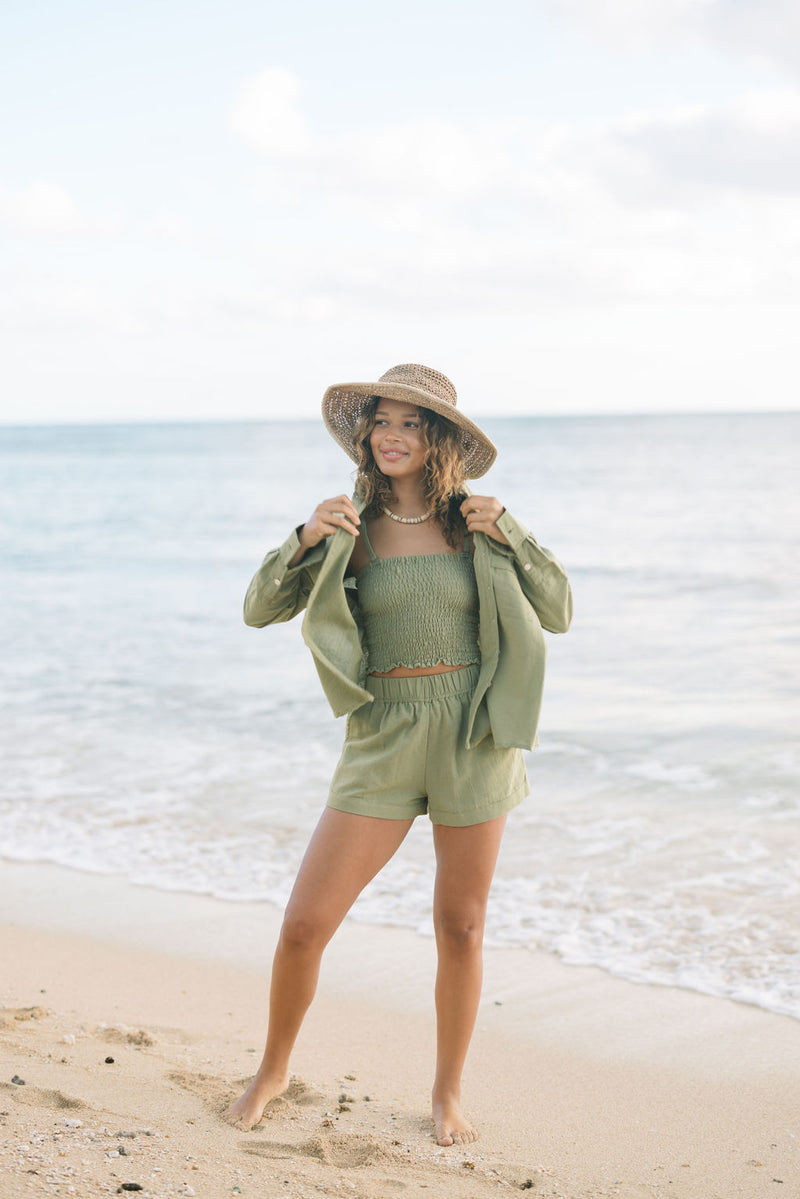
[2,0,799,422]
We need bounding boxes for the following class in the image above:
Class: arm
[494,509,572,633]
[462,495,573,634]
[243,528,326,627]
[243,494,361,627]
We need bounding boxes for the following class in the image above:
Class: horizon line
[2,408,798,430]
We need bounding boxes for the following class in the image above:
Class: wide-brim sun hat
[321,363,497,479]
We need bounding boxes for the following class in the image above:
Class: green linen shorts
[327,664,529,827]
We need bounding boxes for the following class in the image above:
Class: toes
[438,1125,477,1146]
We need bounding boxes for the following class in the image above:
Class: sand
[1,860,798,1199]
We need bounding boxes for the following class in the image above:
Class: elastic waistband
[365,663,480,703]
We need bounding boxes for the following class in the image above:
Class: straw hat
[321,363,497,479]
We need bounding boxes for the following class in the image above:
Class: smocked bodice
[356,524,480,673]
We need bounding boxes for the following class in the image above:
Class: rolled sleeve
[243,529,327,627]
[495,508,573,634]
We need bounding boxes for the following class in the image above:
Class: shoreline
[2,860,799,1198]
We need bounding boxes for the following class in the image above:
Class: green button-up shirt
[243,495,572,750]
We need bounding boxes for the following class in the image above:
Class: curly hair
[352,398,469,549]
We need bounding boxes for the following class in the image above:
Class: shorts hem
[326,796,428,821]
[427,780,529,828]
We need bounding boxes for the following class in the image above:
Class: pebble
[105,1057,115,1064]
[60,1035,76,1045]
[63,1119,83,1128]
[10,1076,25,1085]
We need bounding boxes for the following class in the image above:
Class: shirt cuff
[496,508,530,553]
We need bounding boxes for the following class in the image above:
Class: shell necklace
[381,505,432,525]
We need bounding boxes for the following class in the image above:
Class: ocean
[2,413,798,1018]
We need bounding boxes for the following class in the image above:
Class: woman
[224,364,572,1145]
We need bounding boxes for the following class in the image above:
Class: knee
[279,912,328,954]
[434,908,485,955]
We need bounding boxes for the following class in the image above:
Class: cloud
[0,182,124,238]
[144,212,197,243]
[225,68,800,316]
[0,182,82,236]
[616,88,800,195]
[7,62,797,360]
[230,68,311,156]
[546,0,800,78]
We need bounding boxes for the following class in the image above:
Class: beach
[2,860,798,1199]
[3,414,799,1195]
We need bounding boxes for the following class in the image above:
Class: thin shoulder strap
[360,520,378,562]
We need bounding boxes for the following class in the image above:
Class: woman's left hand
[460,496,510,545]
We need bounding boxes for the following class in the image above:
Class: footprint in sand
[243,1130,403,1169]
[1,1081,88,1112]
[167,1069,235,1109]
[169,1072,324,1119]
[0,1006,51,1029]
[94,1023,156,1047]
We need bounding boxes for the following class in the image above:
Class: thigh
[431,814,507,922]
[285,806,414,937]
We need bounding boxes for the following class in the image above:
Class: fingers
[300,495,361,548]
[459,495,510,545]
[459,495,504,531]
[320,495,361,533]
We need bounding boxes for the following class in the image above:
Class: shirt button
[523,563,532,571]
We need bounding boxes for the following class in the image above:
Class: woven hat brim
[321,381,497,479]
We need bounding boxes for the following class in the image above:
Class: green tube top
[356,523,480,673]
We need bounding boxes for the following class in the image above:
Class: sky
[2,0,799,422]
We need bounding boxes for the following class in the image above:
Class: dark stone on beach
[118,1186,143,1193]
[10,1076,25,1085]
[520,1182,534,1191]
[105,1057,115,1064]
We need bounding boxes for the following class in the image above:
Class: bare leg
[224,807,413,1129]
[430,814,507,1146]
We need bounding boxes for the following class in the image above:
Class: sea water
[1,414,798,1018]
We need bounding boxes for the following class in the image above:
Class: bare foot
[223,1069,290,1131]
[432,1090,478,1147]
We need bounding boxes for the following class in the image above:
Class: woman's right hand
[298,495,361,550]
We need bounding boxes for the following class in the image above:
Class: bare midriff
[370,663,470,678]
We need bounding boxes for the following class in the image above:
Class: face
[369,397,428,481]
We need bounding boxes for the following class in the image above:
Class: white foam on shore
[3,747,798,1021]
